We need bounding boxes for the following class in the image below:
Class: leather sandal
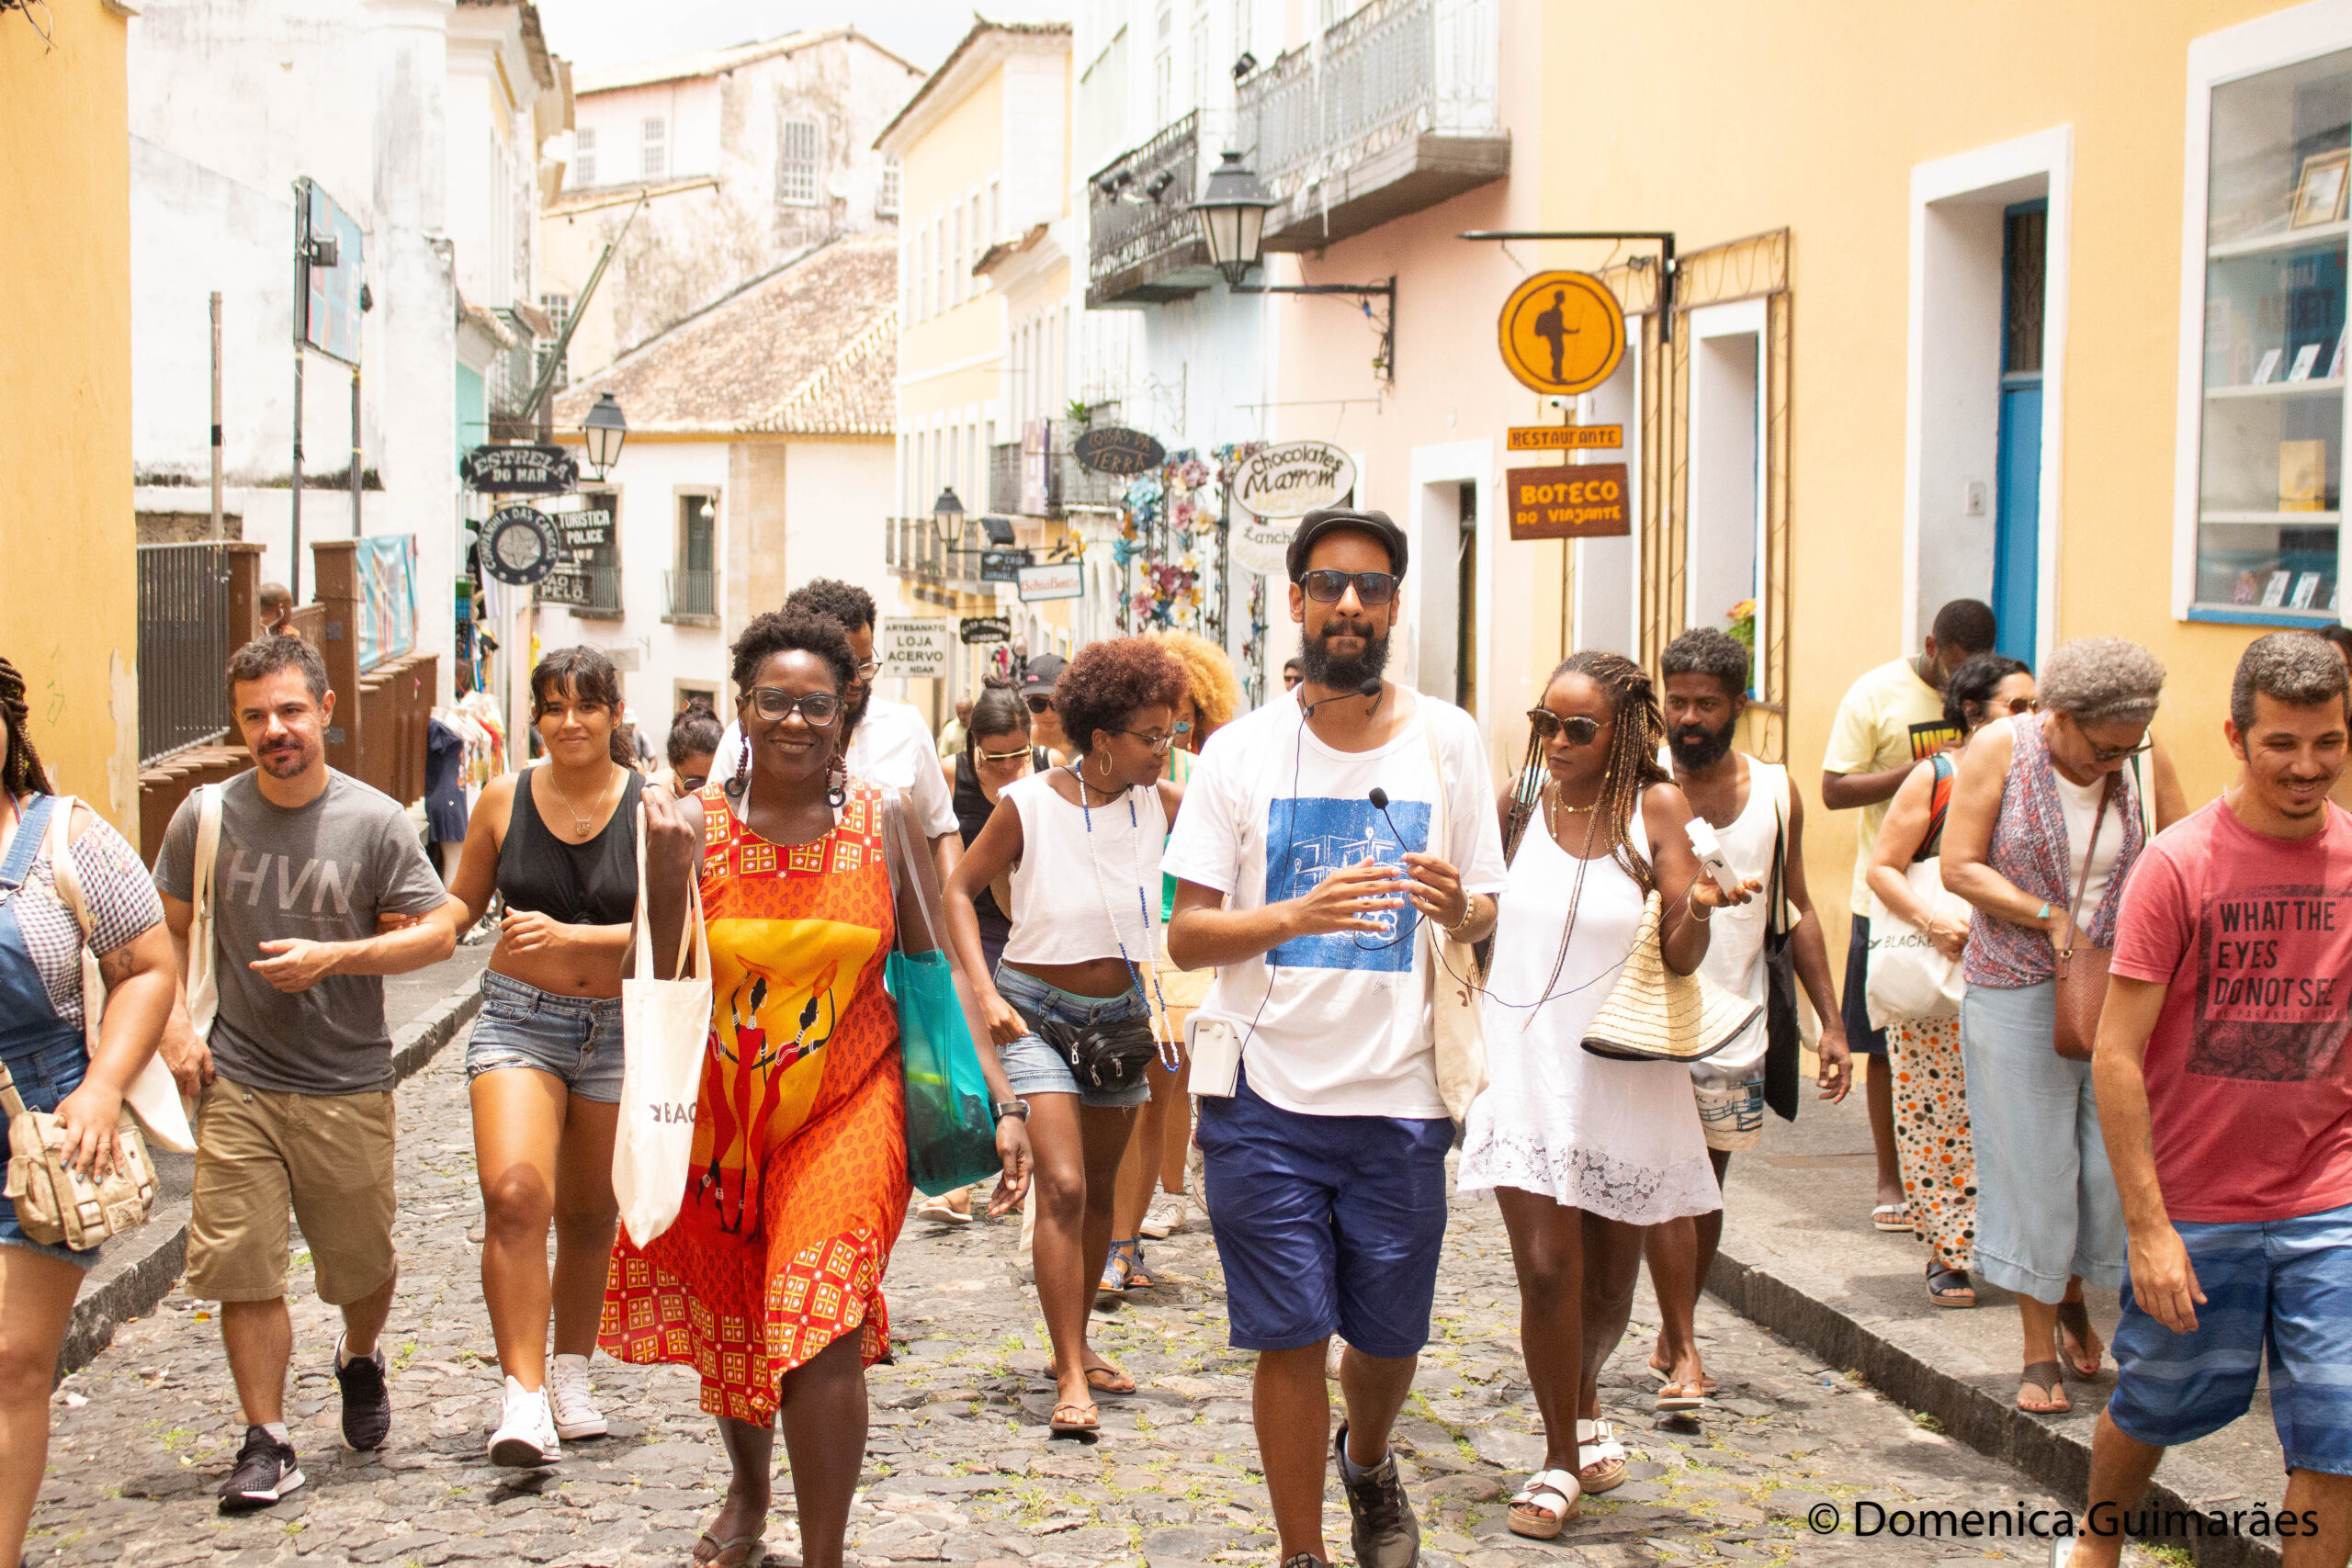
[1926,1259,1977,1308]
[1049,1400,1099,1435]
[2055,1300,2102,1377]
[1575,1419,1627,1494]
[1083,1359,1135,1395]
[1507,1468,1581,1538]
[2018,1360,2069,1416]
[1655,1380,1711,1411]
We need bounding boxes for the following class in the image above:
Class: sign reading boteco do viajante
[1506,464,1631,540]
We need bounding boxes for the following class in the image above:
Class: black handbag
[1761,811,1803,1123]
[1028,1010,1159,1094]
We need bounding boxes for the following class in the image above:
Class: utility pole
[209,292,224,541]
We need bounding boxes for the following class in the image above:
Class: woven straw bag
[1580,890,1761,1064]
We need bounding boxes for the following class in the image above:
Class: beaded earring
[827,751,849,809]
[724,733,751,799]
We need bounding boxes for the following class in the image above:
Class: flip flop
[1576,1419,1627,1494]
[1507,1468,1581,1539]
[1049,1401,1099,1436]
[2018,1360,2069,1416]
[692,1530,764,1568]
[2055,1301,2102,1378]
[1871,1202,1913,1233]
[1655,1380,1711,1412]
[1083,1361,1136,1395]
[915,1196,972,1226]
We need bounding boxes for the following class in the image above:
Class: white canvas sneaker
[548,1353,607,1440]
[487,1376,560,1467]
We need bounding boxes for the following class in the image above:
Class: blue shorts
[2109,1201,2352,1474]
[992,964,1154,1111]
[464,972,626,1104]
[1195,1069,1453,1359]
[0,1032,102,1269]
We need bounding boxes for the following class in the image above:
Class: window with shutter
[778,118,820,207]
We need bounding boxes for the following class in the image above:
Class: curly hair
[0,655,52,797]
[782,579,877,635]
[1539,651,1668,897]
[2041,637,2165,727]
[1054,637,1188,756]
[1659,626,1750,700]
[1942,652,2031,732]
[1148,628,1243,732]
[2232,632,2351,732]
[729,610,857,700]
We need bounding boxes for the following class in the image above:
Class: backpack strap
[1915,754,1956,863]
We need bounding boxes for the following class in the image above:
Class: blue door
[1993,383,2041,661]
[1993,199,2046,662]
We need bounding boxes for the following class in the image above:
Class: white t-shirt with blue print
[1161,691,1510,1119]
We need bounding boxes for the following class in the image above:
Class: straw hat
[1581,891,1761,1064]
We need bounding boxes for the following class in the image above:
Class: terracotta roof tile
[553,236,897,437]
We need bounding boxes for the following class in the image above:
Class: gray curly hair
[2038,637,2165,727]
[2232,632,2350,732]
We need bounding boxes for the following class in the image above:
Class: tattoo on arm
[97,948,137,987]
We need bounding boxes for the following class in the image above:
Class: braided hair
[0,656,53,798]
[1544,650,1668,896]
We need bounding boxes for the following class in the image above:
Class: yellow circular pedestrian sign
[1497,271,1626,396]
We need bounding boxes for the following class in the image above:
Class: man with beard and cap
[1636,628,1851,1406]
[151,636,464,1509]
[1164,508,1509,1568]
[708,579,960,882]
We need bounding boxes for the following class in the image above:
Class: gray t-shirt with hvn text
[154,769,448,1096]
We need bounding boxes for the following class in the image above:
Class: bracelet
[990,1100,1031,1123]
[1690,898,1712,923]
[1444,898,1481,938]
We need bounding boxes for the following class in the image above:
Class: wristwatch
[991,1100,1031,1122]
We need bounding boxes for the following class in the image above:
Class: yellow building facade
[2,0,139,832]
[1507,0,2349,942]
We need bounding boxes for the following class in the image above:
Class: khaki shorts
[187,1078,398,1304]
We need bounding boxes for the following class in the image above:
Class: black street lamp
[582,391,627,480]
[932,486,967,548]
[1191,152,1396,378]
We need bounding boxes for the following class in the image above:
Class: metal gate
[136,542,234,764]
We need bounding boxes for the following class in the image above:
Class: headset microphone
[1301,675,1385,717]
[1368,787,1389,810]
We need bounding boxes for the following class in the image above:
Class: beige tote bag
[612,802,712,1249]
[1421,721,1488,1122]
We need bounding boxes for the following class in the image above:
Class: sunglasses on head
[1526,709,1604,746]
[1298,569,1397,606]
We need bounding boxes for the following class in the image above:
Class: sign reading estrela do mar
[1497,272,1626,397]
[1507,463,1631,540]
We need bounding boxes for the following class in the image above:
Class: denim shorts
[1195,1068,1453,1358]
[0,1033,101,1269]
[2109,1201,2352,1473]
[464,971,626,1104]
[992,964,1154,1110]
[1692,1061,1766,1153]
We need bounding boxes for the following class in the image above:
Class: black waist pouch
[1026,1010,1159,1093]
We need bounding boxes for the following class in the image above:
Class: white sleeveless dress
[1455,812,1722,1223]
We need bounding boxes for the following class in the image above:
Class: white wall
[784,439,894,594]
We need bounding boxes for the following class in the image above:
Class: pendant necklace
[547,764,620,838]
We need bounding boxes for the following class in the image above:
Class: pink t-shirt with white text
[2110,799,2352,1224]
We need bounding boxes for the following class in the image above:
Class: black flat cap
[1285,507,1408,581]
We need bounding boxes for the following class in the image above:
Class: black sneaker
[334,1337,392,1450]
[1334,1421,1420,1568]
[1280,1557,1332,1568]
[218,1425,305,1513]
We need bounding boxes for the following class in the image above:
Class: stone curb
[54,978,483,1381]
[1706,1245,2278,1568]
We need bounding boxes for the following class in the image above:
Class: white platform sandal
[1507,1467,1581,1539]
[1576,1418,1628,1494]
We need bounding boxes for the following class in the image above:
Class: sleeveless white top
[1691,757,1788,1077]
[1455,798,1721,1224]
[1000,769,1166,967]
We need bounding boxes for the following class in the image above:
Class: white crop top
[1000,769,1167,967]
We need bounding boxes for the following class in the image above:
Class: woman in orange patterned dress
[612,611,1032,1568]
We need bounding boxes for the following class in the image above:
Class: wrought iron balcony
[984,427,1139,519]
[1086,111,1220,309]
[884,519,989,596]
[1238,0,1506,254]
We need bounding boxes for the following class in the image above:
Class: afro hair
[1055,637,1188,757]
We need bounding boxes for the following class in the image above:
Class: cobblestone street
[29,1024,2137,1568]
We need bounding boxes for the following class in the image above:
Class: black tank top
[497,766,644,926]
[951,749,1042,926]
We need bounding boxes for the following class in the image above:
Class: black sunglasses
[1527,709,1603,746]
[1299,570,1398,606]
[1024,694,1054,715]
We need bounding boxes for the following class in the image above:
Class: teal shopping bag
[887,947,1002,1196]
[879,790,1004,1198]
